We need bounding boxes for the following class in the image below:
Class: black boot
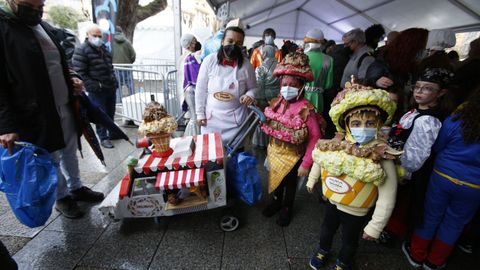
[262,197,282,217]
[276,207,292,227]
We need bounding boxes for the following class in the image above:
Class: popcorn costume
[307,83,400,269]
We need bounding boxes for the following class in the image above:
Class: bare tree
[117,0,168,42]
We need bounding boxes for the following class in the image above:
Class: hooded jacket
[112,33,136,64]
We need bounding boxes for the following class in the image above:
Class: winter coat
[73,41,118,92]
[0,7,76,152]
[112,33,136,64]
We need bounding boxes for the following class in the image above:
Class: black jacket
[72,41,118,92]
[0,10,76,153]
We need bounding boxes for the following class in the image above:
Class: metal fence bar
[113,64,180,124]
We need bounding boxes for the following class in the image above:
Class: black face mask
[342,45,353,56]
[15,4,43,26]
[194,41,202,52]
[223,44,241,59]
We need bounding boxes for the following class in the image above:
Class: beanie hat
[180,33,195,49]
[304,28,324,44]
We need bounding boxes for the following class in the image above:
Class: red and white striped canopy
[135,133,224,175]
[155,168,205,191]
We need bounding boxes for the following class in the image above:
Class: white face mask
[89,37,103,47]
[304,43,322,52]
[264,35,274,45]
[280,86,299,101]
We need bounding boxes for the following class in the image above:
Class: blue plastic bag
[227,151,263,206]
[0,142,58,228]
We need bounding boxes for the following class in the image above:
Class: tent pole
[448,0,480,21]
[293,9,300,40]
[173,0,182,65]
[299,9,344,35]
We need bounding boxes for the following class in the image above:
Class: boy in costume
[306,82,400,270]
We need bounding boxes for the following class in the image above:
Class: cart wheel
[219,215,239,232]
[154,216,161,225]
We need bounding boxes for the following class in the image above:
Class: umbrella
[79,92,132,143]
[74,92,133,165]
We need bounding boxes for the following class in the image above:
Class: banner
[91,0,118,51]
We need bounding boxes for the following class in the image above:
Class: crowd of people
[0,0,480,269]
[179,19,480,270]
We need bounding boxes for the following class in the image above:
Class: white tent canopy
[206,0,480,41]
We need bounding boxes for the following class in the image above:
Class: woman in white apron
[195,26,257,144]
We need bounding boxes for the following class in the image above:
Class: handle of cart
[225,105,266,159]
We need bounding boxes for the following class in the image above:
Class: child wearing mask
[381,68,452,244]
[307,83,400,270]
[403,86,480,270]
[261,51,322,227]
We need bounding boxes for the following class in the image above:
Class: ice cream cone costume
[261,51,322,193]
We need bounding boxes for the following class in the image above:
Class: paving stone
[0,203,9,216]
[75,267,118,270]
[45,204,110,236]
[78,218,165,270]
[13,230,97,270]
[283,198,324,258]
[166,208,225,233]
[0,208,60,238]
[222,205,289,270]
[0,235,31,255]
[149,230,223,269]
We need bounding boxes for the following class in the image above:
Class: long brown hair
[454,86,480,144]
[382,28,429,77]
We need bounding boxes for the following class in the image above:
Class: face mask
[264,35,274,45]
[304,43,322,52]
[280,86,299,101]
[223,44,241,59]
[349,127,377,145]
[343,45,353,56]
[194,41,202,52]
[15,4,43,26]
[89,37,103,48]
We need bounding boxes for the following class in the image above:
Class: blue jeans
[116,70,134,103]
[88,90,117,141]
[50,105,83,199]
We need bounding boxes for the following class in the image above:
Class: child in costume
[381,68,452,243]
[401,87,480,270]
[307,83,400,270]
[261,51,322,227]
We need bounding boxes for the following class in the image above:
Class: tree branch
[136,0,168,22]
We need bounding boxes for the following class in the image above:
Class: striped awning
[135,133,224,174]
[155,168,205,191]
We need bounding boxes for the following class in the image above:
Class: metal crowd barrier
[113,64,179,124]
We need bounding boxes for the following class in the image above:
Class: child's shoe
[276,207,291,227]
[402,241,422,268]
[309,248,328,270]
[332,259,350,270]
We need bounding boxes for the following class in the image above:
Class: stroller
[98,106,266,232]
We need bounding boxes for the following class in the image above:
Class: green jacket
[112,33,136,64]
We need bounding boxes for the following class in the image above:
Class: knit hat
[304,28,324,44]
[180,33,195,49]
[273,51,314,82]
[426,29,456,51]
[329,83,397,132]
[418,68,454,88]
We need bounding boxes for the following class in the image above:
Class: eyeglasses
[411,85,439,94]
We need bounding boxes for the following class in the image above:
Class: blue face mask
[89,37,103,48]
[349,127,377,145]
[264,35,274,45]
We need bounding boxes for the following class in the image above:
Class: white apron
[201,64,248,144]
